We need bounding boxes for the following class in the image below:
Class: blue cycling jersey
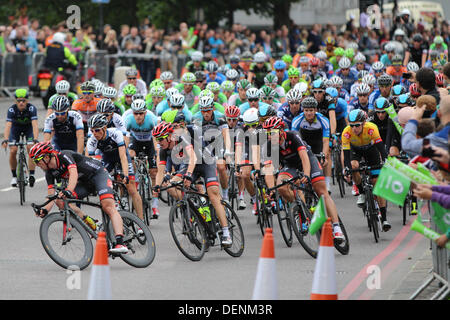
[239,101,271,116]
[348,98,373,113]
[291,112,330,139]
[336,68,359,93]
[155,99,192,122]
[332,97,348,121]
[124,111,158,141]
[276,102,301,130]
[206,73,226,84]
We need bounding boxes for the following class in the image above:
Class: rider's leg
[127,176,144,220]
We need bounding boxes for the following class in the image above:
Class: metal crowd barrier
[0,52,32,97]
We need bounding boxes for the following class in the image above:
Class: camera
[421,147,437,158]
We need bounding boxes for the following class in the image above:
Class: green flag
[411,216,450,249]
[373,164,411,206]
[309,195,327,235]
[431,202,450,234]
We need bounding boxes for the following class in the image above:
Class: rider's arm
[118,145,129,178]
[32,119,39,142]
[328,109,336,135]
[185,144,197,175]
[65,165,79,194]
[298,148,311,179]
[3,121,12,145]
[76,129,84,154]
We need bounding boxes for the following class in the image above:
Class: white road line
[0,177,45,192]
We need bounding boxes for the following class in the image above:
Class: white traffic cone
[310,218,338,300]
[87,232,112,300]
[252,228,277,300]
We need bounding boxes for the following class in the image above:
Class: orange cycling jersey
[342,121,383,151]
[72,97,101,122]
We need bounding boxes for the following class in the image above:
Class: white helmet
[407,61,419,72]
[94,82,105,95]
[246,87,260,99]
[102,86,117,99]
[242,108,259,125]
[170,93,185,108]
[293,82,308,95]
[131,99,147,112]
[354,52,366,63]
[339,57,351,69]
[191,51,203,62]
[315,51,327,60]
[254,52,266,63]
[355,83,371,95]
[55,80,70,94]
[52,32,65,44]
[160,71,174,81]
[362,74,376,86]
[286,89,302,102]
[394,29,406,38]
[165,87,179,100]
[198,96,214,110]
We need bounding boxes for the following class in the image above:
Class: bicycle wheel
[39,212,93,270]
[334,151,345,198]
[334,216,350,255]
[114,210,156,268]
[221,200,245,257]
[138,175,152,226]
[17,152,26,205]
[275,192,293,247]
[289,201,320,258]
[169,201,207,261]
[366,191,380,243]
[228,170,239,211]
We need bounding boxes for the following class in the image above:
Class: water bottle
[199,197,211,222]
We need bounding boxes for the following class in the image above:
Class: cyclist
[370,61,385,80]
[117,84,138,112]
[43,96,84,154]
[95,98,129,146]
[349,70,369,100]
[292,44,314,68]
[154,87,181,116]
[29,141,129,253]
[261,116,345,242]
[228,79,251,107]
[160,71,177,90]
[248,52,272,88]
[102,86,125,115]
[282,67,305,93]
[118,68,148,97]
[342,109,390,231]
[189,89,224,115]
[386,54,407,85]
[185,50,207,74]
[369,97,396,157]
[86,114,144,223]
[281,54,293,69]
[175,72,202,109]
[271,60,288,85]
[298,56,310,76]
[194,71,207,90]
[264,73,286,103]
[46,80,78,116]
[315,51,334,79]
[225,69,240,89]
[206,81,228,105]
[305,57,327,81]
[312,79,337,135]
[336,56,358,94]
[380,43,396,67]
[260,86,281,109]
[328,75,350,102]
[2,89,39,187]
[221,80,236,102]
[329,47,345,71]
[93,80,105,99]
[145,85,165,112]
[428,36,448,62]
[239,87,271,115]
[205,61,226,85]
[325,87,348,135]
[348,83,373,113]
[226,55,246,79]
[152,120,233,246]
[124,99,159,218]
[351,52,371,73]
[369,73,393,106]
[72,81,101,134]
[161,93,193,123]
[277,88,303,130]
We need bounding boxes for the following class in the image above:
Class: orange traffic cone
[252,228,277,300]
[310,218,338,300]
[87,232,112,300]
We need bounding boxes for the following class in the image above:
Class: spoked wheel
[366,192,380,243]
[275,192,293,247]
[334,153,345,198]
[18,154,27,205]
[334,216,350,255]
[138,177,152,226]
[168,201,207,261]
[289,201,320,258]
[39,213,93,270]
[221,200,245,257]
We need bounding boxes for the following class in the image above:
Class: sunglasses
[16,99,27,102]
[245,122,259,128]
[358,93,368,97]
[200,108,214,112]
[128,77,137,80]
[163,81,172,85]
[276,69,284,72]
[226,118,238,122]
[156,134,169,141]
[289,76,299,79]
[92,128,104,133]
[349,123,362,128]
[82,91,93,95]
[133,112,146,115]
[55,111,67,116]
[312,90,324,94]
[248,98,259,102]
[289,101,300,105]
[33,155,45,164]
[341,68,349,71]
[263,97,274,100]
[375,110,386,113]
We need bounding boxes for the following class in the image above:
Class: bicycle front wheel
[39,213,93,270]
[222,200,245,257]
[334,216,350,255]
[169,201,207,261]
[275,193,293,247]
[289,201,320,258]
[138,176,152,226]
[18,152,27,205]
[366,192,380,243]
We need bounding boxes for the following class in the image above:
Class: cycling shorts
[351,145,382,177]
[128,137,156,168]
[177,163,220,188]
[8,125,34,145]
[281,152,325,184]
[73,168,114,201]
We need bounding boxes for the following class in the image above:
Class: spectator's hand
[436,234,449,248]
[413,184,433,200]
[412,103,426,121]
[430,146,450,164]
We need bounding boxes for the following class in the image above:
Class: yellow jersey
[341,122,383,151]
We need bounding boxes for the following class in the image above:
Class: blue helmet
[374,97,389,109]
[312,79,326,90]
[273,60,287,70]
[392,84,406,96]
[348,109,366,122]
[325,87,338,98]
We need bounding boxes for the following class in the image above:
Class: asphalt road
[0,97,431,300]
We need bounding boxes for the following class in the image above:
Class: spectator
[104,29,119,84]
[121,26,141,52]
[118,24,129,47]
[415,67,441,105]
[28,19,39,40]
[12,26,30,53]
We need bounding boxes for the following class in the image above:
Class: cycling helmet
[412,34,423,42]
[374,97,390,109]
[243,108,259,125]
[130,99,147,112]
[170,93,185,108]
[152,122,174,138]
[52,32,65,44]
[241,50,253,61]
[301,96,318,109]
[281,54,293,64]
[344,48,355,59]
[264,73,278,85]
[393,29,406,38]
[325,87,339,98]
[123,84,137,96]
[334,47,345,56]
[310,57,320,67]
[160,71,174,81]
[287,67,300,77]
[224,105,240,118]
[409,83,420,97]
[237,79,251,90]
[348,109,366,123]
[125,68,138,77]
[88,113,109,129]
[329,75,343,87]
[132,93,144,101]
[384,43,395,53]
[173,111,186,124]
[436,73,444,87]
[181,72,196,84]
[150,78,164,88]
[206,81,220,93]
[362,74,376,86]
[199,89,214,99]
[94,82,105,95]
[407,62,419,72]
[293,82,308,95]
[358,70,369,80]
[297,45,307,54]
[315,51,327,60]
[80,81,95,92]
[221,80,235,92]
[354,52,366,63]
[260,86,276,99]
[206,61,219,73]
[273,60,286,70]
[392,84,406,96]
[371,61,385,72]
[225,69,239,81]
[355,83,371,95]
[262,116,285,130]
[325,36,335,45]
[96,98,115,113]
[194,71,206,82]
[391,54,403,66]
[149,85,165,97]
[229,55,240,64]
[312,79,326,90]
[102,86,117,99]
[286,89,302,102]
[165,87,180,100]
[258,105,277,117]
[29,141,54,161]
[338,57,351,69]
[55,80,70,94]
[198,96,214,111]
[397,94,413,106]
[433,36,444,44]
[299,56,310,65]
[254,52,266,63]
[191,51,203,62]
[52,95,70,112]
[246,87,260,100]
[377,74,393,87]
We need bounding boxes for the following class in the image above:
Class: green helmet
[260,86,275,99]
[264,73,278,85]
[123,84,137,96]
[281,54,293,64]
[15,88,28,99]
[334,47,345,56]
[287,67,300,77]
[161,109,179,123]
[199,89,214,99]
[206,81,220,93]
[237,79,251,90]
[150,79,164,88]
[150,85,165,97]
[344,48,354,59]
[182,72,196,84]
[221,80,235,92]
